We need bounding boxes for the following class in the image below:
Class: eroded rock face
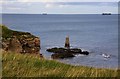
[2,34,41,54]
[1,25,41,54]
[19,36,40,54]
[2,35,40,54]
[8,36,22,53]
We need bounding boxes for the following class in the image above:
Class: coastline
[2,51,118,77]
[1,24,41,54]
[0,24,119,77]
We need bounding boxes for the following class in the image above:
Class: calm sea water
[2,14,118,68]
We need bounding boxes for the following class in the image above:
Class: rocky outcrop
[47,36,89,59]
[51,53,75,59]
[47,47,89,59]
[8,36,22,53]
[1,25,41,54]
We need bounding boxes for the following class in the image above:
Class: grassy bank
[0,24,35,39]
[2,52,118,77]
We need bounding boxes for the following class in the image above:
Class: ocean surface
[2,14,118,68]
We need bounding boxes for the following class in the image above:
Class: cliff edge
[0,24,40,54]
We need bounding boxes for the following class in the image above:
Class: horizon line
[0,13,118,15]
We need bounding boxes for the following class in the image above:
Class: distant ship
[102,13,111,15]
[42,13,47,15]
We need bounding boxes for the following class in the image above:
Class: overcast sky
[0,0,119,14]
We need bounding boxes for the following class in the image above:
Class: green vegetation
[0,24,35,39]
[2,51,118,77]
[0,50,2,77]
[0,24,13,39]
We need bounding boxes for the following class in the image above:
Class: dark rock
[47,47,89,59]
[39,54,44,58]
[47,47,67,53]
[47,47,83,54]
[69,48,82,54]
[51,53,75,59]
[81,51,89,55]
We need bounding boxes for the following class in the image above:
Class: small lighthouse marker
[65,36,70,49]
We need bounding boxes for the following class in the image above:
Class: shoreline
[1,24,118,69]
[41,48,118,69]
[1,24,119,77]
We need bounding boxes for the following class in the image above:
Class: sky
[0,0,119,14]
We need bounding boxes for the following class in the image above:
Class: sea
[2,14,118,69]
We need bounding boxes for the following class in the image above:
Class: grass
[0,24,36,39]
[2,51,118,78]
[0,24,13,39]
[0,50,2,77]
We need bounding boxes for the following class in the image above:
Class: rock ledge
[47,47,89,59]
[1,25,41,54]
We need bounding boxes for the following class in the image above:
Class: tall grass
[0,24,35,39]
[2,51,118,77]
[0,50,2,77]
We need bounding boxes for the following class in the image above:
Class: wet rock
[47,47,89,59]
[47,47,83,54]
[81,51,89,55]
[51,53,75,59]
[47,48,66,53]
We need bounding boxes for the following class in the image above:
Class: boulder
[47,47,89,59]
[51,53,75,59]
[47,47,84,54]
[81,51,89,55]
[47,48,66,53]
